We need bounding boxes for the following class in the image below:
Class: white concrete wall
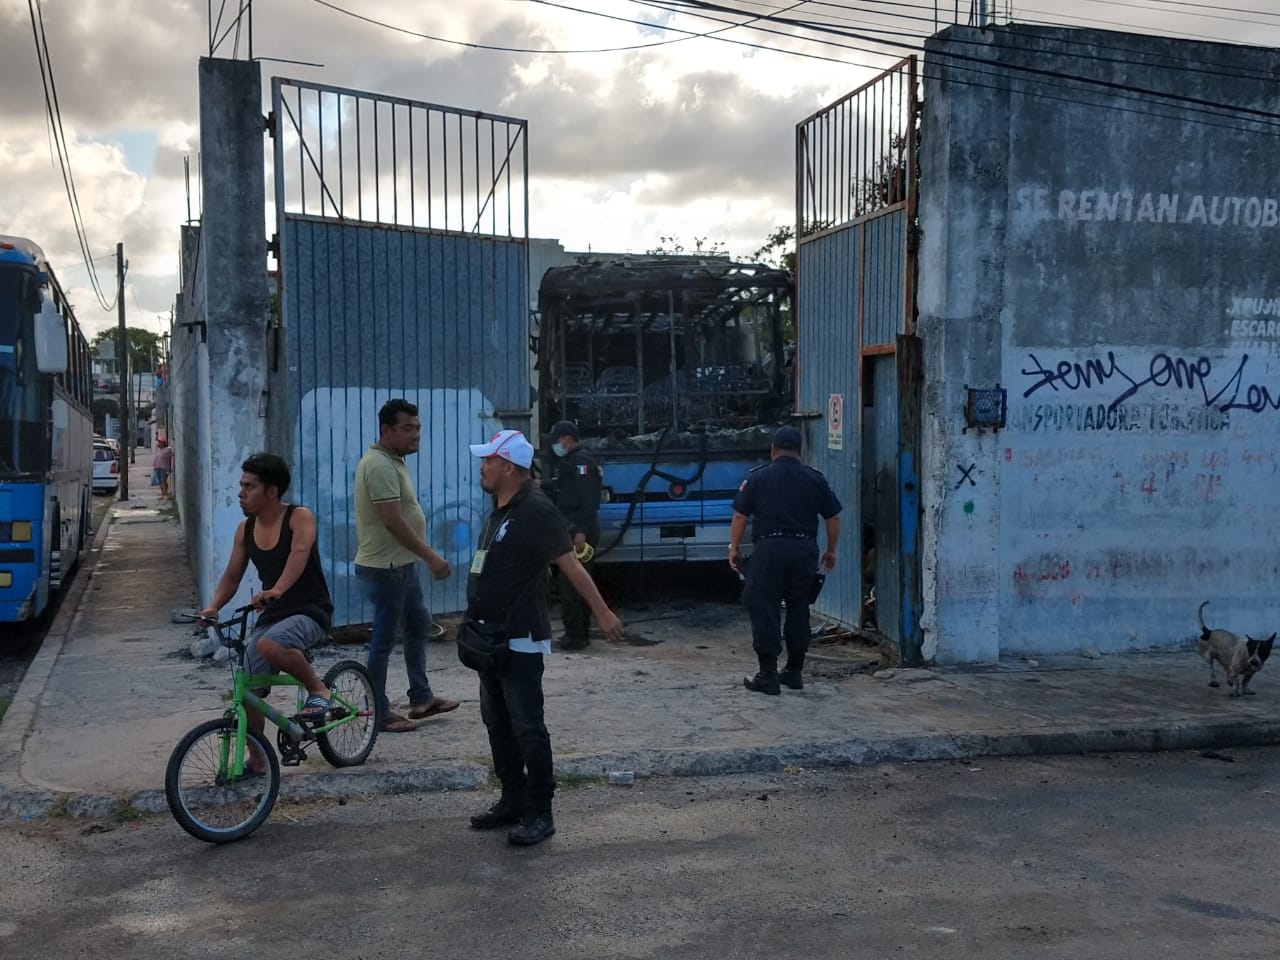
[167,59,271,611]
[919,26,1280,662]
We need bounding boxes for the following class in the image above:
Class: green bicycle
[164,605,379,843]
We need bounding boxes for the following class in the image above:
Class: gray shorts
[245,614,327,677]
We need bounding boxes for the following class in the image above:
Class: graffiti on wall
[294,386,503,626]
[1018,350,1280,417]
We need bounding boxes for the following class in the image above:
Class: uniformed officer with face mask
[729,426,842,695]
[543,420,603,650]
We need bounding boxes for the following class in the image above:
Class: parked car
[93,434,122,458]
[92,442,119,494]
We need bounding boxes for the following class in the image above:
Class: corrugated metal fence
[268,77,530,626]
[795,58,922,662]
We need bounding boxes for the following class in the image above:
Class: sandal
[408,696,460,720]
[378,712,419,733]
[300,693,332,723]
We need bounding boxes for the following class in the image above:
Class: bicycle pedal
[280,754,304,767]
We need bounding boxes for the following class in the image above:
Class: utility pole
[117,241,130,500]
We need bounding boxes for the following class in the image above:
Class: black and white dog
[1197,601,1275,697]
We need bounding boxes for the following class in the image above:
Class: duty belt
[759,530,815,540]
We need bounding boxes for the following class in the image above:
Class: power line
[309,0,764,55]
[308,0,860,64]
[620,1,1280,136]
[747,0,1280,85]
[33,0,115,311]
[1064,0,1280,29]
[26,0,117,313]
[309,0,1280,137]
[657,0,1280,123]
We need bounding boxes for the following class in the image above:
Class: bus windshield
[0,265,47,476]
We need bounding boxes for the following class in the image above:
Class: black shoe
[779,669,804,690]
[743,672,781,695]
[470,799,522,830]
[508,815,556,846]
[556,636,590,651]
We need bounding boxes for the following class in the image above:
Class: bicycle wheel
[165,718,280,843]
[317,660,379,767]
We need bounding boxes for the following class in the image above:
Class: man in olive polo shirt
[354,398,459,732]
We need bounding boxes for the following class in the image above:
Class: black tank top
[244,505,334,630]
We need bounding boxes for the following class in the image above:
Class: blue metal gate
[268,78,530,627]
[795,58,922,663]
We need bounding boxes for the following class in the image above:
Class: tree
[751,225,796,272]
[92,327,163,371]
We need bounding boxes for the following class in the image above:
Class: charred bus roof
[538,256,792,307]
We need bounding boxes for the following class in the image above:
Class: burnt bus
[535,256,794,563]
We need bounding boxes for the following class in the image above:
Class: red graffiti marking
[1140,473,1158,497]
[1005,447,1013,462]
[1039,560,1071,582]
[1202,449,1228,470]
[1195,473,1222,501]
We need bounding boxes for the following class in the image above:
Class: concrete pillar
[197,57,269,605]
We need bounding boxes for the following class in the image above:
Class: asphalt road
[3,749,1278,960]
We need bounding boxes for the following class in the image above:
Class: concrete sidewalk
[2,455,1278,821]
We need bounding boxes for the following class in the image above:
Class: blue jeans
[355,563,434,715]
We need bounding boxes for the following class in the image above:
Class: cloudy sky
[0,0,1276,340]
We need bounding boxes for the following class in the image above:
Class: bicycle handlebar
[178,604,256,631]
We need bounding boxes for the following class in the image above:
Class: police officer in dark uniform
[728,426,842,695]
[542,420,602,650]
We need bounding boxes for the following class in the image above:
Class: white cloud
[0,0,1274,345]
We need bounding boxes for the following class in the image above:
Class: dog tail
[1197,601,1210,638]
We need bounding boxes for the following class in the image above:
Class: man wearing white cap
[464,429,624,846]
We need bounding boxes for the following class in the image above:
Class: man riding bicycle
[196,453,334,775]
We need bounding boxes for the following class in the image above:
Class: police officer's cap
[773,425,802,451]
[549,420,581,441]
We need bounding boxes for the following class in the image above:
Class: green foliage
[752,225,796,272]
[92,327,163,371]
[644,236,730,258]
[91,397,119,418]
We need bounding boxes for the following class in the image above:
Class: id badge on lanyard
[470,550,488,575]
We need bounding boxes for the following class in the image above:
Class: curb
[0,499,116,790]
[3,718,1277,823]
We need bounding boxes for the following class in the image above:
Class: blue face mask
[552,442,568,458]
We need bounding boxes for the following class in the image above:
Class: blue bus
[0,235,94,623]
[536,257,794,563]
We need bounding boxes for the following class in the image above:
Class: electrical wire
[694,0,1280,72]
[306,0,1280,136]
[26,0,118,313]
[651,0,1280,124]
[310,0,793,55]
[684,0,1280,85]
[1060,0,1280,29]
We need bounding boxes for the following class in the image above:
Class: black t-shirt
[732,455,843,540]
[466,482,573,641]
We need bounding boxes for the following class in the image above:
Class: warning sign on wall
[827,393,844,450]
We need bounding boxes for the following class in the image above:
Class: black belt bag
[456,619,512,673]
[457,572,542,674]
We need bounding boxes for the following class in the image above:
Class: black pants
[560,558,594,641]
[478,651,554,817]
[742,537,817,660]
